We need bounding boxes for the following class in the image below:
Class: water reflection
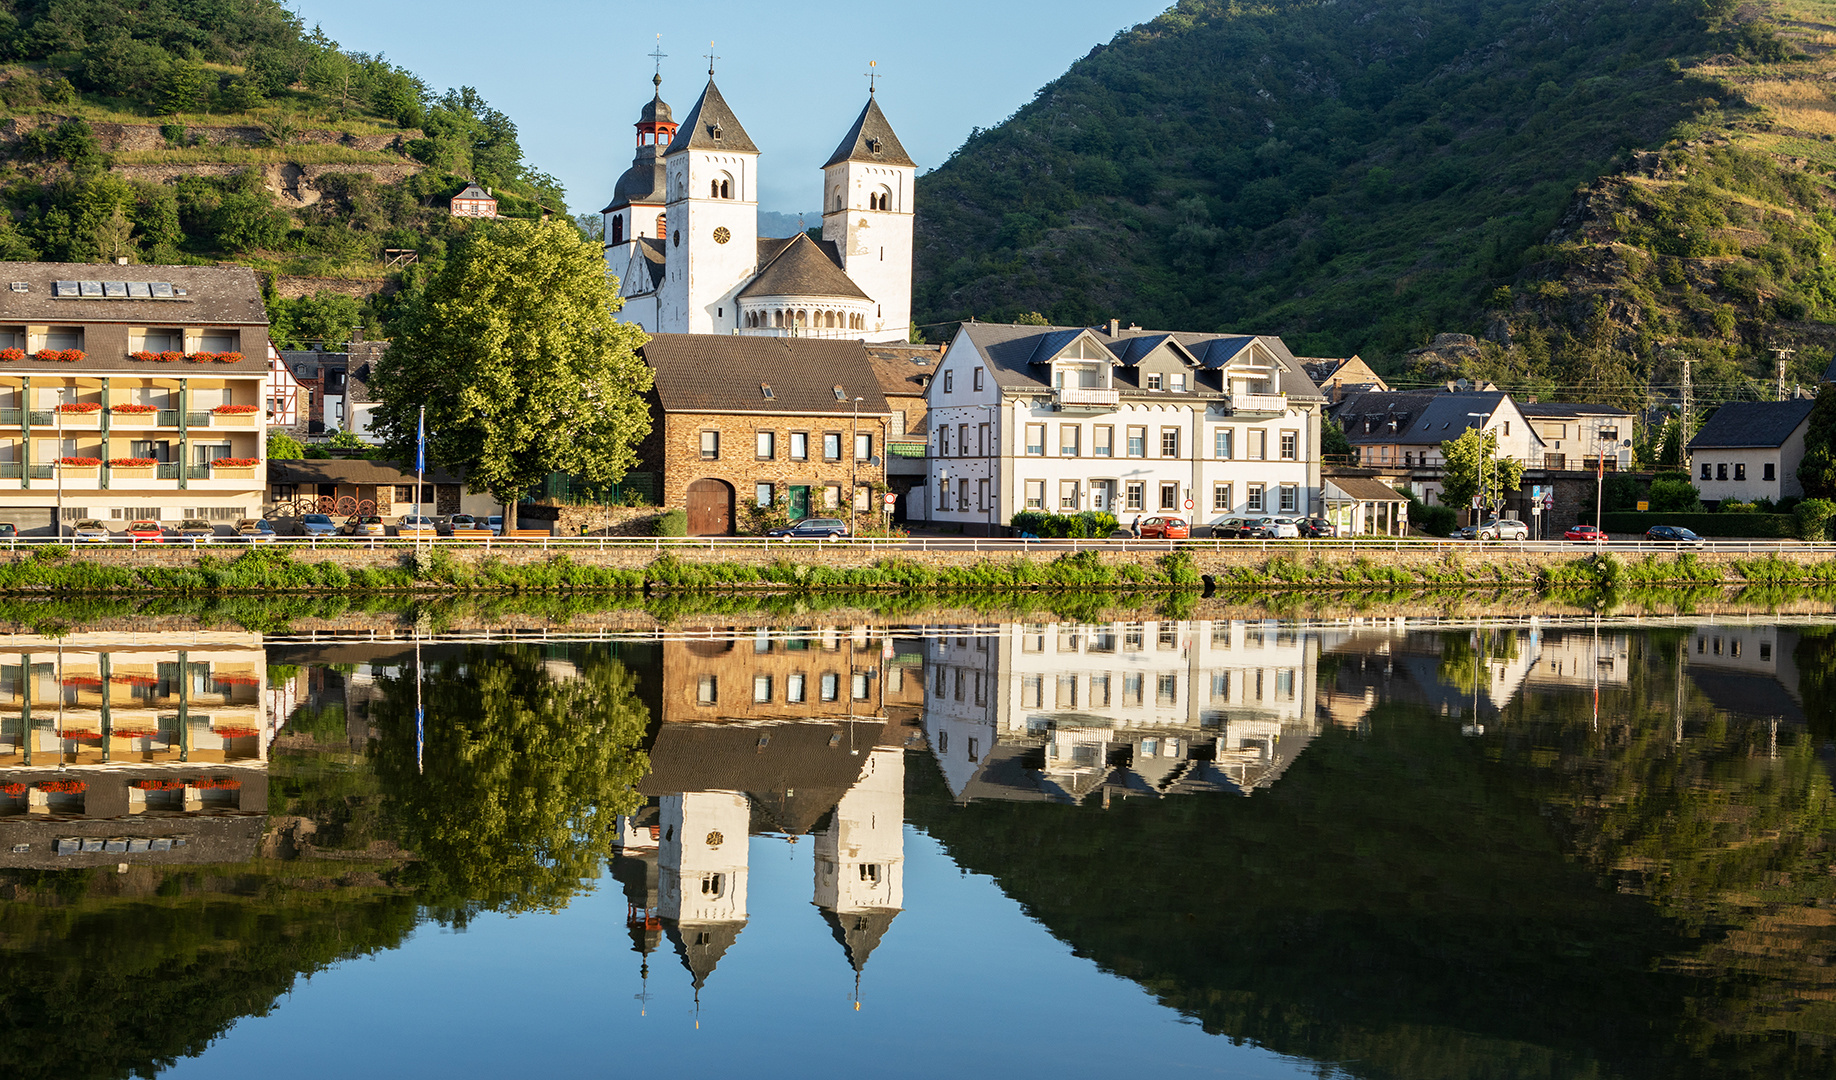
[0,616,1827,1080]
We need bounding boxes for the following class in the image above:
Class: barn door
[686,479,733,535]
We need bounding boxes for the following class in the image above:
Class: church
[600,66,916,344]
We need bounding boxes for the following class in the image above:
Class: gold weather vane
[866,60,879,94]
[706,43,719,78]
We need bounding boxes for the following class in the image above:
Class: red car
[1564,524,1607,543]
[1138,516,1190,540]
[124,519,164,544]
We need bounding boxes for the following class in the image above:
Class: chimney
[1107,318,1119,337]
[351,328,364,344]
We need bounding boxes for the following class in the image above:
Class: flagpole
[415,405,426,553]
[415,631,424,776]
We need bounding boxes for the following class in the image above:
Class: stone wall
[1,116,419,154]
[268,275,395,301]
[651,410,890,524]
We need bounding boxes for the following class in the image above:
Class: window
[696,675,717,705]
[1170,373,1187,393]
[700,430,719,460]
[978,423,991,456]
[958,479,969,509]
[1734,462,1746,481]
[1156,673,1178,706]
[1279,485,1298,513]
[1125,482,1144,511]
[823,433,842,460]
[1160,429,1179,458]
[1057,674,1078,709]
[1094,426,1113,457]
[824,485,842,510]
[787,673,806,703]
[1765,462,1776,481]
[820,673,840,702]
[1700,462,1712,480]
[944,370,954,393]
[958,424,969,457]
[791,432,809,461]
[1248,484,1265,512]
[1215,428,1234,459]
[756,431,775,459]
[852,672,870,700]
[753,675,772,703]
[1211,672,1231,701]
[1146,373,1163,391]
[1025,480,1045,509]
[1127,426,1146,457]
[1060,426,1080,456]
[45,327,83,351]
[1213,483,1232,511]
[1277,669,1296,700]
[1159,482,1179,511]
[855,433,872,461]
[1026,424,1045,456]
[973,369,984,392]
[756,482,774,508]
[1717,463,1727,481]
[1280,431,1298,460]
[1249,430,1267,460]
[1060,480,1079,510]
[1600,427,1618,441]
[854,485,870,511]
[1123,673,1144,706]
[1091,674,1111,706]
[1022,675,1044,708]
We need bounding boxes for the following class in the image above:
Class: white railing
[1229,392,1287,413]
[1055,387,1120,408]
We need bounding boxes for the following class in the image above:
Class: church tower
[657,791,751,994]
[658,74,759,334]
[602,73,677,332]
[821,91,916,344]
[814,745,904,980]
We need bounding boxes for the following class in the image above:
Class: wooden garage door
[686,479,733,536]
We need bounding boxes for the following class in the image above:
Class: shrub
[1796,498,1836,541]
[654,509,687,537]
[1648,478,1702,512]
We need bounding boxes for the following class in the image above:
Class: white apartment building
[924,323,1326,534]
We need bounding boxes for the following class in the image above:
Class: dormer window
[761,383,774,400]
[711,124,723,141]
[1146,373,1162,391]
[1170,373,1187,392]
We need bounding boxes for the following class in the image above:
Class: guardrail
[1,534,1834,557]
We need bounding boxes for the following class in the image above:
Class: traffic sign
[882,493,896,507]
[1183,498,1193,510]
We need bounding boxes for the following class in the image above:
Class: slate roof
[865,344,937,398]
[1326,476,1410,502]
[1687,399,1816,450]
[822,96,916,169]
[637,719,884,836]
[1517,401,1633,419]
[950,322,1324,401]
[1388,393,1513,446]
[604,145,666,211]
[737,234,869,301]
[0,261,268,330]
[664,919,744,990]
[822,908,899,972]
[642,335,890,416]
[269,459,467,487]
[453,182,493,202]
[1337,390,1513,446]
[640,89,673,125]
[664,79,757,155]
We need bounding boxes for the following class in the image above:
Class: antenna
[705,42,719,78]
[865,60,879,94]
[649,35,667,89]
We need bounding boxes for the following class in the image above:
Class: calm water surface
[2,616,1834,1079]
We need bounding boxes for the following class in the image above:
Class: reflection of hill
[906,711,1814,1080]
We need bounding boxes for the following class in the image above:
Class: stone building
[635,335,890,535]
[866,342,937,523]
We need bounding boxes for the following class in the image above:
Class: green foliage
[370,219,653,508]
[1798,384,1836,499]
[1009,509,1120,538]
[267,429,305,460]
[1439,428,1525,517]
[1795,498,1836,541]
[654,508,687,537]
[1647,477,1702,512]
[1596,511,1797,537]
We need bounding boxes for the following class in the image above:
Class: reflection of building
[1687,624,1804,723]
[923,620,1321,804]
[815,745,903,975]
[0,633,268,868]
[660,627,888,723]
[1522,629,1631,691]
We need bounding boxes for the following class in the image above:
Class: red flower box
[130,350,157,362]
[156,351,184,363]
[212,404,260,414]
[34,349,84,362]
[111,729,160,739]
[57,402,101,413]
[0,348,22,362]
[212,727,260,740]
[131,778,185,789]
[39,781,86,792]
[56,456,101,467]
[213,675,261,685]
[112,403,158,414]
[188,352,242,364]
[210,458,259,468]
[60,675,103,686]
[108,457,157,467]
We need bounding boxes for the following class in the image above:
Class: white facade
[821,157,914,343]
[657,149,759,335]
[814,745,904,914]
[657,790,751,926]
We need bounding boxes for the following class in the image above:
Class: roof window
[761,383,775,400]
[833,385,846,401]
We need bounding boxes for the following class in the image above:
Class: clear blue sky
[290,0,1173,217]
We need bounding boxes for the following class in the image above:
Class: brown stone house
[636,335,891,535]
[866,342,937,523]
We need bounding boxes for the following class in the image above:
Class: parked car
[71,518,111,543]
[1298,517,1337,538]
[1645,524,1706,545]
[125,519,165,544]
[1253,517,1301,539]
[486,515,504,535]
[1476,518,1530,540]
[175,518,215,541]
[340,515,387,537]
[1207,516,1258,538]
[768,517,850,539]
[1565,524,1608,543]
[299,513,339,537]
[396,515,439,534]
[447,513,480,534]
[1139,515,1191,540]
[235,518,276,543]
[0,523,18,541]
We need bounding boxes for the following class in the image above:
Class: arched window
[721,179,731,198]
[710,180,719,198]
[654,212,666,237]
[610,216,623,245]
[773,310,783,328]
[833,191,843,212]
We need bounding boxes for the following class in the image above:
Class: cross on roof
[650,35,666,88]
[705,42,719,77]
[865,60,879,94]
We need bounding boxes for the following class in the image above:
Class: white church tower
[821,89,916,344]
[657,791,751,993]
[657,72,759,335]
[600,72,676,332]
[814,745,905,978]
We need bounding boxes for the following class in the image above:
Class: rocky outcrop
[0,114,420,154]
[109,161,423,205]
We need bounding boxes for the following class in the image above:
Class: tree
[1322,418,1352,461]
[1797,384,1836,499]
[369,218,653,520]
[155,58,209,115]
[1440,427,1525,522]
[267,430,305,459]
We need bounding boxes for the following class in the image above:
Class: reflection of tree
[1436,628,1520,697]
[368,646,651,917]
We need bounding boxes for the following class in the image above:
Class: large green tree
[369,218,652,515]
[1440,426,1526,521]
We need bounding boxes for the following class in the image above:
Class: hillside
[913,0,1836,408]
[0,0,563,345]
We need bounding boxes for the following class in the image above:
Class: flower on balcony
[192,774,247,785]
[111,403,158,413]
[212,404,260,414]
[156,350,184,363]
[1,783,24,796]
[0,348,22,362]
[217,351,245,363]
[57,402,102,413]
[108,457,157,467]
[38,780,86,793]
[35,349,84,362]
[131,778,185,789]
[55,456,101,467]
[188,351,218,363]
[189,351,242,363]
[130,350,157,362]
[210,457,259,468]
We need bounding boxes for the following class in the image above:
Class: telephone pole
[1679,354,1694,444]
[1771,345,1794,400]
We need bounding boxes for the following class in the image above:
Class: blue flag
[415,409,426,474]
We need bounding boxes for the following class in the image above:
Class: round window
[672,230,680,247]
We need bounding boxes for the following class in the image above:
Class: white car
[486,515,504,535]
[1256,517,1301,539]
[397,515,439,534]
[1476,518,1529,540]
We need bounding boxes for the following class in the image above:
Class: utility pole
[1679,354,1694,445]
[1772,346,1793,401]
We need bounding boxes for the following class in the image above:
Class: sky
[288,0,1175,218]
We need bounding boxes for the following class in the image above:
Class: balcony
[185,411,213,428]
[27,411,51,427]
[186,464,211,480]
[158,410,179,427]
[1054,387,1120,414]
[0,463,19,479]
[1226,392,1288,417]
[0,409,19,426]
[157,463,181,480]
[28,465,51,480]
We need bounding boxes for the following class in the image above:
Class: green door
[789,485,810,521]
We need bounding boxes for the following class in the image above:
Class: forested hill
[914,0,1836,403]
[0,0,562,345]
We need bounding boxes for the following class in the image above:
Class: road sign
[1183,498,1193,510]
[1636,500,1648,512]
[882,493,896,507]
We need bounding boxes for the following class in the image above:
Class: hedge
[1594,511,1797,538]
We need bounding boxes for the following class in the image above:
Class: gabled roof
[736,233,869,301]
[641,335,890,415]
[453,182,492,201]
[865,345,936,398]
[1517,401,1633,419]
[1688,398,1816,450]
[820,908,899,972]
[1389,392,1510,447]
[664,920,744,990]
[1108,333,1200,369]
[1326,476,1411,502]
[948,322,1323,401]
[822,96,915,169]
[664,80,757,155]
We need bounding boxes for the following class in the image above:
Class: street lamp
[1466,412,1499,532]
